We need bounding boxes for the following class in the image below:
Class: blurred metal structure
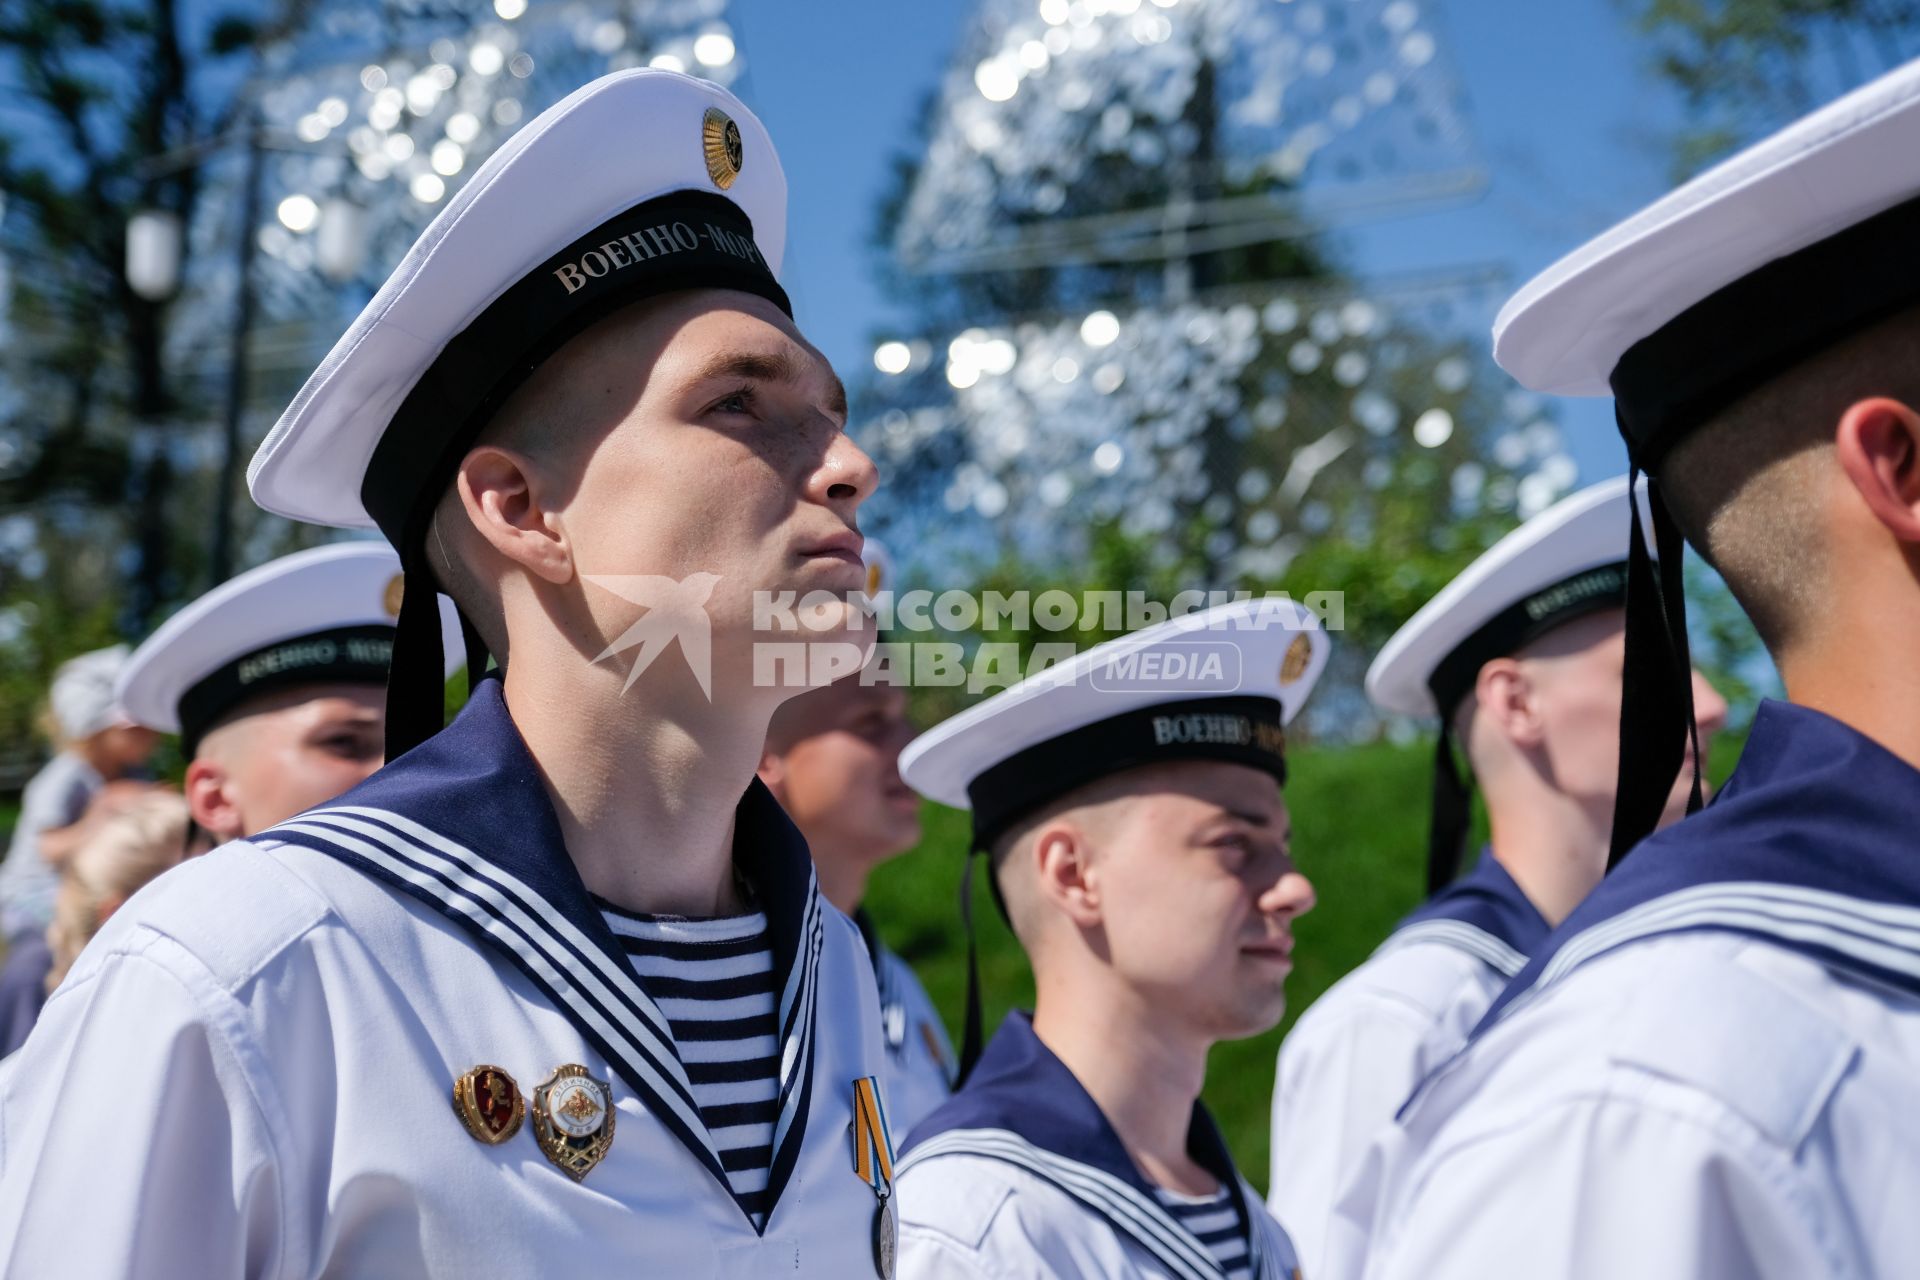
[861,0,1565,603]
[167,0,746,578]
[855,0,1587,742]
[248,0,745,311]
[893,0,1485,283]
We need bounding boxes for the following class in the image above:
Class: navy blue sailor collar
[265,674,826,1232]
[1477,698,1920,1033]
[1379,847,1550,979]
[901,1012,1285,1280]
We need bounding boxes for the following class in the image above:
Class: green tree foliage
[0,0,318,757]
[1628,0,1920,174]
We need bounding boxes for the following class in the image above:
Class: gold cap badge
[703,107,743,190]
[532,1064,615,1181]
[383,573,405,619]
[1279,633,1313,685]
[452,1065,525,1144]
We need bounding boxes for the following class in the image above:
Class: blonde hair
[45,791,191,990]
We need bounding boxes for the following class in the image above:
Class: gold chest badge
[532,1064,616,1181]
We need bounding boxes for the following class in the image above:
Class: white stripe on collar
[1376,919,1530,978]
[772,898,823,1156]
[279,803,826,1205]
[1537,881,1920,993]
[901,1127,1229,1280]
[276,810,714,1144]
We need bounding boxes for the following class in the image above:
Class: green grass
[862,730,1748,1192]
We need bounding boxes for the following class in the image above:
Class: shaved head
[989,771,1139,951]
[1660,305,1920,655]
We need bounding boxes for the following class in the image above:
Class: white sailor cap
[246,68,788,756]
[1368,475,1644,721]
[1494,57,1920,467]
[248,69,787,538]
[117,543,465,750]
[900,598,1329,850]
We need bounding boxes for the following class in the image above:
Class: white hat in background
[49,645,132,743]
[118,543,464,751]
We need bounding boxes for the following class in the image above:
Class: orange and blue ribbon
[851,1076,896,1199]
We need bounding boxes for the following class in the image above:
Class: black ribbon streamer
[957,853,986,1088]
[1427,719,1473,895]
[1607,465,1704,866]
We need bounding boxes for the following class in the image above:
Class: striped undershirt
[1154,1184,1252,1279]
[602,906,780,1227]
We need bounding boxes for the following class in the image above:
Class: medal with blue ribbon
[852,1076,897,1279]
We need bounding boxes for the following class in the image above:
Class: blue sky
[726,0,1694,486]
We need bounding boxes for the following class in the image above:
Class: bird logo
[583,572,722,698]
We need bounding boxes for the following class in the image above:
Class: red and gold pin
[452,1064,525,1144]
[532,1064,616,1181]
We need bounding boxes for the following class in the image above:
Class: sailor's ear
[1031,819,1102,929]
[1473,657,1546,751]
[1835,395,1920,545]
[454,444,574,586]
[184,757,245,844]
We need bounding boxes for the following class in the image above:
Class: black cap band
[1425,561,1631,722]
[1611,188,1920,470]
[964,695,1288,855]
[363,190,790,554]
[178,623,394,754]
[363,189,789,757]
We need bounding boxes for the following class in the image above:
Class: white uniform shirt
[854,909,955,1136]
[0,681,897,1278]
[1325,701,1920,1280]
[1268,852,1545,1273]
[898,1013,1298,1280]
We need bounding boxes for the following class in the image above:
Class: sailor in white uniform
[0,71,903,1278]
[758,541,956,1135]
[893,600,1325,1280]
[1326,57,1920,1280]
[114,542,462,842]
[1266,478,1726,1273]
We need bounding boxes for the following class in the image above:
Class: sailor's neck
[502,655,769,917]
[1783,651,1920,776]
[1031,981,1216,1196]
[1484,802,1607,928]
